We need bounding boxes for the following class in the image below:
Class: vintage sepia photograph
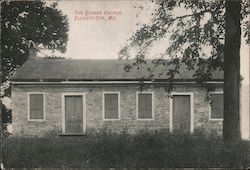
[0,0,250,169]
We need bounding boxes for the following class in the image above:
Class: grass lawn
[2,130,250,168]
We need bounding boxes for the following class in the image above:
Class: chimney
[28,40,37,60]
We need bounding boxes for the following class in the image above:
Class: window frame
[102,92,121,121]
[209,91,224,121]
[136,91,154,120]
[27,92,46,121]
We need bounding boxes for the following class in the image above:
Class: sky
[44,0,249,138]
[49,1,249,62]
[54,0,154,59]
[3,0,249,137]
[54,0,249,88]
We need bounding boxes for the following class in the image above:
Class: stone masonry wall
[11,84,223,137]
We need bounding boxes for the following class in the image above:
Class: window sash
[210,94,223,119]
[29,94,44,120]
[138,93,153,119]
[104,94,119,119]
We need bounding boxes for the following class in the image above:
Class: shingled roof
[11,59,223,81]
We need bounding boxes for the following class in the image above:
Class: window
[210,92,223,120]
[28,93,45,120]
[137,92,154,120]
[103,92,120,120]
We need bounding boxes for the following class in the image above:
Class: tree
[1,1,69,83]
[119,0,249,140]
[223,0,241,140]
[1,1,69,124]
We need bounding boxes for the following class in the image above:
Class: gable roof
[11,59,223,82]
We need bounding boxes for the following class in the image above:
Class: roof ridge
[11,59,223,81]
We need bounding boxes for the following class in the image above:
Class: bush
[2,130,250,168]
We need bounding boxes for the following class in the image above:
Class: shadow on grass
[2,130,250,168]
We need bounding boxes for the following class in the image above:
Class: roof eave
[11,79,224,85]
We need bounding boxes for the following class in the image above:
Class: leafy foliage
[1,1,69,125]
[119,0,249,82]
[119,0,249,140]
[1,1,69,81]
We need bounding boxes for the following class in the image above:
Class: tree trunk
[223,0,241,141]
[0,17,2,115]
[0,4,3,164]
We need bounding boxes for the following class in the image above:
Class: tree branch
[171,9,211,22]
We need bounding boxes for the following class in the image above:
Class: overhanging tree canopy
[1,1,69,125]
[1,1,69,83]
[119,0,249,140]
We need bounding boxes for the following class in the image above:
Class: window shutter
[104,94,118,119]
[138,93,152,119]
[29,94,44,119]
[211,94,223,119]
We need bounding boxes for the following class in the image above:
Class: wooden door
[65,96,83,134]
[173,95,191,133]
